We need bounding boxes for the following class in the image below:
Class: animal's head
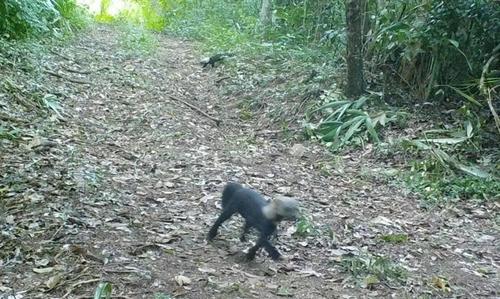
[273,196,299,220]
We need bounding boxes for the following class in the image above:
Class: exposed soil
[1,25,498,299]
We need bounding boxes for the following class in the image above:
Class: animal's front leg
[262,239,281,260]
[240,222,251,242]
[246,235,266,260]
[207,208,234,241]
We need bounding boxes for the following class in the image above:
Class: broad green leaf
[321,122,343,141]
[310,100,351,114]
[330,103,351,121]
[464,121,473,138]
[448,39,459,48]
[454,162,491,178]
[353,96,368,109]
[345,109,368,116]
[94,282,112,299]
[341,118,365,145]
[372,112,387,127]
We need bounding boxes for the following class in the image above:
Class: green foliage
[272,0,345,47]
[161,0,258,51]
[368,0,500,100]
[40,94,64,119]
[305,95,405,150]
[117,24,158,55]
[0,126,21,140]
[380,233,409,244]
[294,214,316,237]
[0,0,89,39]
[94,282,112,299]
[55,0,91,31]
[339,255,407,287]
[154,293,173,299]
[406,163,500,203]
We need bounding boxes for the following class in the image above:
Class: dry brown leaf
[175,275,191,286]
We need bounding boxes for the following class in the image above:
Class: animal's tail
[221,182,243,208]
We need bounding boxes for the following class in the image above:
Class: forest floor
[1,25,498,299]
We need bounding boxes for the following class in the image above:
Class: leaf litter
[0,25,498,298]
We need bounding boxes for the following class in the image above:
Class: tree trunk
[346,0,365,98]
[259,0,272,29]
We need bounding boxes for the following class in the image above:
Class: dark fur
[207,182,298,261]
[201,53,234,68]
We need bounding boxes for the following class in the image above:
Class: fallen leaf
[33,267,54,274]
[363,274,380,288]
[198,267,217,275]
[431,276,451,292]
[45,274,63,289]
[175,275,191,286]
[298,268,323,277]
[5,215,15,224]
[276,286,294,297]
[290,144,306,158]
[370,216,400,228]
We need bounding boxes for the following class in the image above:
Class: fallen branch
[44,69,92,85]
[169,95,221,126]
[0,112,28,124]
[255,128,301,136]
[62,65,109,74]
[49,49,79,64]
[62,66,92,74]
[62,278,101,298]
[215,76,230,84]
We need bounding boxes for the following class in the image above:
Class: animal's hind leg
[240,222,251,242]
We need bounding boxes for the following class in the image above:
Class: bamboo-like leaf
[309,100,351,114]
[353,96,368,109]
[341,117,365,145]
[324,104,350,122]
[365,118,380,142]
[447,85,482,107]
[452,161,491,178]
[345,109,368,116]
[372,112,387,127]
[401,139,431,150]
[42,94,64,118]
[94,282,112,299]
[464,121,473,138]
[418,137,468,144]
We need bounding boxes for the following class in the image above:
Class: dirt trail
[1,26,498,298]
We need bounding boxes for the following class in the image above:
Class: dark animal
[201,53,234,68]
[207,182,299,261]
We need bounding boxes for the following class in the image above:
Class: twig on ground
[44,69,92,85]
[169,95,221,126]
[62,66,110,74]
[215,76,230,84]
[254,128,300,136]
[62,278,101,298]
[49,49,79,64]
[0,112,27,123]
[62,66,92,74]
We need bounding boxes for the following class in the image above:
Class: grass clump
[339,255,407,288]
[379,233,409,244]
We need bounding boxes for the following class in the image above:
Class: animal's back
[232,188,272,231]
[221,182,243,208]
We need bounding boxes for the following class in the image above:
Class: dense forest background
[2,0,499,202]
[0,0,499,298]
